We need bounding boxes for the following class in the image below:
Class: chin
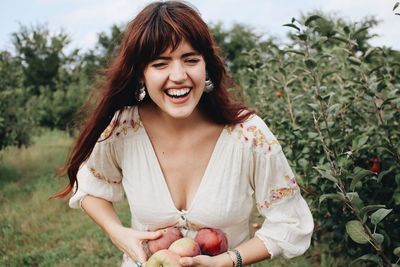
[164,105,199,120]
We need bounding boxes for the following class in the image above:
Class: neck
[141,102,207,135]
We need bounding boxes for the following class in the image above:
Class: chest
[149,131,220,211]
[124,136,254,228]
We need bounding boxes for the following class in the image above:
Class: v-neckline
[135,106,226,214]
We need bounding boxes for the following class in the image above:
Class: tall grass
[0,130,322,266]
[0,130,129,266]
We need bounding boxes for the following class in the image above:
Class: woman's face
[143,40,206,120]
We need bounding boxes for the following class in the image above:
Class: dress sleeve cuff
[69,164,124,209]
[255,232,281,259]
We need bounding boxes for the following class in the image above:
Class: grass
[0,129,328,266]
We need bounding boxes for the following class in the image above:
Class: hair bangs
[136,2,210,70]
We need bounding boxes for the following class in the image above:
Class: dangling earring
[135,84,146,102]
[204,72,214,93]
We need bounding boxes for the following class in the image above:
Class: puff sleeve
[69,137,124,209]
[249,120,314,259]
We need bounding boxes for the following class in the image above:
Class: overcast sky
[1,0,399,53]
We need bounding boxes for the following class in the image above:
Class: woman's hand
[107,225,162,263]
[180,254,230,267]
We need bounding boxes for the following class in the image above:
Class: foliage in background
[0,51,35,149]
[234,12,400,267]
[1,6,400,267]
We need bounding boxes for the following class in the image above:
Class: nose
[169,62,187,83]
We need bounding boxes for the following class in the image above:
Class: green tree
[210,23,271,75]
[11,23,75,95]
[0,51,35,149]
[81,24,124,78]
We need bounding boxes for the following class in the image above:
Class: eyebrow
[154,52,201,60]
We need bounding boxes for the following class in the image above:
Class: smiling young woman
[54,1,313,267]
[142,40,207,120]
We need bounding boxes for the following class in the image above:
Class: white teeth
[166,88,190,96]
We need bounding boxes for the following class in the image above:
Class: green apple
[168,237,201,257]
[146,249,181,267]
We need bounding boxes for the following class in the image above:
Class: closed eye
[151,62,167,68]
[185,58,201,64]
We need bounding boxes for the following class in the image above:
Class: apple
[147,227,183,255]
[194,228,228,256]
[169,237,201,257]
[146,249,181,267]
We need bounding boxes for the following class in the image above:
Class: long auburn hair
[54,1,255,198]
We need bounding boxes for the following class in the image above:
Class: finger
[136,230,163,241]
[135,247,149,263]
[180,257,194,266]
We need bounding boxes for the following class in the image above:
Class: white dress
[69,106,314,266]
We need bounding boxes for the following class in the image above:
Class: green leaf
[331,36,358,46]
[368,65,384,75]
[348,56,362,65]
[350,168,374,191]
[358,136,369,149]
[346,192,364,210]
[305,15,322,26]
[372,233,384,245]
[393,2,399,11]
[321,71,336,80]
[319,193,343,205]
[377,166,396,182]
[393,192,400,205]
[394,247,400,257]
[304,59,317,69]
[283,23,300,32]
[346,220,370,244]
[327,103,340,114]
[319,36,328,43]
[284,49,305,56]
[314,167,338,183]
[354,27,369,36]
[286,78,296,86]
[370,208,392,225]
[350,254,383,266]
[352,136,369,151]
[332,35,349,43]
[359,205,386,220]
[363,47,375,58]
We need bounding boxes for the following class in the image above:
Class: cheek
[144,71,167,90]
[192,66,206,85]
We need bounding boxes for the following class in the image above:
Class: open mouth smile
[164,88,192,98]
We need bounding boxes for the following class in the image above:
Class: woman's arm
[231,236,270,265]
[81,195,162,263]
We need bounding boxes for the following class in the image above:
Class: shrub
[237,14,400,266]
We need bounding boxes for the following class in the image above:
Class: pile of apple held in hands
[146,227,228,267]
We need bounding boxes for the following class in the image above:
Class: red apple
[169,237,201,257]
[147,227,183,255]
[146,249,181,267]
[194,228,228,256]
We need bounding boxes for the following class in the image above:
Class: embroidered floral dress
[69,106,314,265]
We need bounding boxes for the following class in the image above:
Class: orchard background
[1,3,399,267]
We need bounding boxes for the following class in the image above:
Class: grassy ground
[0,130,319,266]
